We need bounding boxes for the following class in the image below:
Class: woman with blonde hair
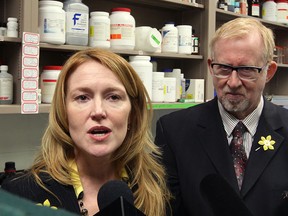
[2,48,171,216]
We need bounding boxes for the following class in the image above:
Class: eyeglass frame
[210,62,268,81]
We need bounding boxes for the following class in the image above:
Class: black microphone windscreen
[200,174,253,216]
[97,180,134,210]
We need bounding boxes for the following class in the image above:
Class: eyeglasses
[210,63,267,81]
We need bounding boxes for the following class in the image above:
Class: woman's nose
[90,100,107,120]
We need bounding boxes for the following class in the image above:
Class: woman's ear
[266,61,278,83]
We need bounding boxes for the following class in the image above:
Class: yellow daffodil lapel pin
[256,135,276,151]
[37,199,58,209]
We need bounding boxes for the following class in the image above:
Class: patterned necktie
[230,121,247,189]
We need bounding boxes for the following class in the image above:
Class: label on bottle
[251,4,260,17]
[66,12,89,34]
[162,29,178,53]
[0,77,13,101]
[111,23,134,40]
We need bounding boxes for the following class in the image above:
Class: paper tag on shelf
[21,32,39,114]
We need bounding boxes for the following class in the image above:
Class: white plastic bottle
[177,25,192,54]
[40,66,62,103]
[135,26,162,52]
[163,77,177,102]
[0,65,13,104]
[6,17,18,38]
[129,56,152,99]
[64,0,89,46]
[276,0,288,24]
[110,8,135,50]
[38,0,66,45]
[89,11,110,48]
[262,0,277,22]
[152,72,164,102]
[180,73,186,99]
[164,68,181,100]
[161,22,178,53]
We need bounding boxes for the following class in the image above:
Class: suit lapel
[198,98,239,191]
[241,101,285,197]
[41,173,80,213]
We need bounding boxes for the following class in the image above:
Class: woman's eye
[75,95,89,102]
[109,94,121,101]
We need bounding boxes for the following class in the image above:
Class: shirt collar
[218,96,264,137]
[69,160,82,198]
[69,160,130,199]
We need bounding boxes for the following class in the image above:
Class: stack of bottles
[37,0,200,55]
[217,0,288,25]
[128,56,204,103]
[0,17,18,37]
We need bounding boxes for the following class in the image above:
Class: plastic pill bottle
[64,0,89,46]
[129,56,152,99]
[0,65,13,104]
[276,0,288,24]
[161,22,178,53]
[40,66,62,103]
[110,8,135,50]
[38,1,65,45]
[163,77,177,102]
[6,17,18,38]
[177,25,192,54]
[262,0,277,21]
[89,11,110,48]
[152,72,164,102]
[135,26,162,52]
[164,68,181,100]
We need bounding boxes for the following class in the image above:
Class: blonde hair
[31,48,171,216]
[210,17,275,63]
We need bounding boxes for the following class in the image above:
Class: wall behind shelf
[0,113,48,171]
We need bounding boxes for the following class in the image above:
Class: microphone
[94,180,146,216]
[200,174,253,216]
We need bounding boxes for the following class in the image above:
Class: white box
[185,79,204,102]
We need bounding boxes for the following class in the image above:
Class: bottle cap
[43,66,63,70]
[163,68,173,72]
[7,17,17,22]
[111,8,131,13]
[0,65,8,71]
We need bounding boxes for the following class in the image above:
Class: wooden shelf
[0,36,21,43]
[0,104,50,114]
[39,43,203,60]
[113,0,204,10]
[0,102,199,114]
[216,9,288,30]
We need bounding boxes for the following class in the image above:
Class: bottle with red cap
[109,7,135,50]
[248,0,260,17]
[40,65,62,104]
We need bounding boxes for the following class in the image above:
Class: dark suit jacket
[1,172,80,214]
[155,97,288,216]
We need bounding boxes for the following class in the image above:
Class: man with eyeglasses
[155,17,288,216]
